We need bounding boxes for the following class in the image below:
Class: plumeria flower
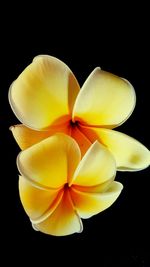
[9,55,150,171]
[17,133,123,236]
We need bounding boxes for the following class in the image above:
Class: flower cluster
[9,55,150,236]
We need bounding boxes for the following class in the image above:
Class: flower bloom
[17,133,123,236]
[9,55,150,171]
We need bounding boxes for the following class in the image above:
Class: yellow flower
[9,55,150,171]
[17,133,123,236]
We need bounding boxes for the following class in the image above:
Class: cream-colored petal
[34,189,83,236]
[10,123,70,150]
[70,141,116,186]
[9,55,80,130]
[81,126,150,171]
[70,182,123,218]
[19,176,62,221]
[17,133,81,188]
[71,125,92,157]
[73,68,136,128]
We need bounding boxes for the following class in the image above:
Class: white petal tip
[9,126,14,131]
[31,223,39,231]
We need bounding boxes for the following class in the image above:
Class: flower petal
[19,176,62,221]
[17,133,81,188]
[73,68,136,128]
[10,123,70,150]
[72,178,114,193]
[70,182,123,218]
[34,189,83,236]
[9,55,80,130]
[70,141,116,186]
[71,125,92,157]
[80,126,150,171]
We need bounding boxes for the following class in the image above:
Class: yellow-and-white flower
[9,55,150,171]
[17,133,123,236]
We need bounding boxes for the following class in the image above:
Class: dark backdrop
[1,6,150,266]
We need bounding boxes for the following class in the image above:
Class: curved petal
[19,176,62,221]
[17,133,81,188]
[10,123,70,150]
[72,178,114,193]
[9,55,80,130]
[81,126,150,171]
[73,68,136,128]
[70,182,123,218]
[34,189,83,236]
[71,125,92,157]
[70,141,116,186]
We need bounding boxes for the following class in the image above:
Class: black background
[1,5,150,266]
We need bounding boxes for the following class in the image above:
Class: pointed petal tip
[33,54,48,61]
[31,223,39,231]
[93,66,101,72]
[86,67,101,78]
[9,125,14,131]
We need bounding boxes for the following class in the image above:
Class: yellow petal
[19,176,62,221]
[71,125,92,157]
[17,133,81,188]
[72,177,114,193]
[73,68,136,128]
[70,182,123,218]
[81,126,150,171]
[34,189,83,236]
[70,141,116,186]
[10,123,70,150]
[9,55,80,130]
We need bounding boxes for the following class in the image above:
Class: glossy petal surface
[73,68,136,128]
[34,189,83,236]
[70,182,123,218]
[81,126,150,171]
[17,134,81,188]
[10,123,70,149]
[71,141,116,186]
[9,55,80,130]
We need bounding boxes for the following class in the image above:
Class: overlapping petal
[34,189,83,236]
[17,133,81,188]
[9,56,149,174]
[70,182,123,218]
[17,134,123,236]
[73,68,136,128]
[10,124,70,150]
[71,125,92,157]
[70,141,116,186]
[9,55,80,130]
[80,126,150,171]
[9,55,149,236]
[72,178,114,193]
[19,176,62,221]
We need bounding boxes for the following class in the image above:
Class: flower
[9,55,150,171]
[17,133,123,236]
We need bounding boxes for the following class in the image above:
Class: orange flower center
[64,183,70,190]
[70,120,78,128]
